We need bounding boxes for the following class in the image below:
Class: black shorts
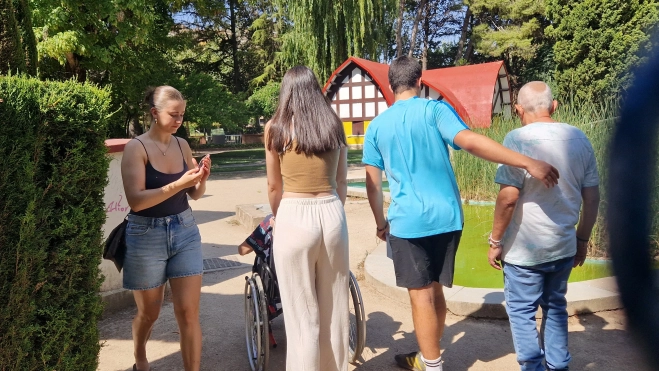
[388,231,462,289]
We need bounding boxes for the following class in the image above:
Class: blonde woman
[121,86,210,371]
[266,66,350,371]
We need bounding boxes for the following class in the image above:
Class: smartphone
[197,154,210,173]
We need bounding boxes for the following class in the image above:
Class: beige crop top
[280,145,339,193]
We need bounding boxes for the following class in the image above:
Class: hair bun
[144,86,157,107]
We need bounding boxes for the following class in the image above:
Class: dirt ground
[98,169,652,371]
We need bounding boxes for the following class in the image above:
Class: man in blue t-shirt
[362,56,560,371]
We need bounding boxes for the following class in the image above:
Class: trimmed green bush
[0,76,111,370]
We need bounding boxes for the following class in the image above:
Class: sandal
[132,364,150,371]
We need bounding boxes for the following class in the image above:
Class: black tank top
[130,137,191,218]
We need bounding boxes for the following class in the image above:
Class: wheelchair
[244,246,366,371]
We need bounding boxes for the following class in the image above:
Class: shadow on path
[353,292,646,371]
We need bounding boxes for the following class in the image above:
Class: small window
[352,121,364,136]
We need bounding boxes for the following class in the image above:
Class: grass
[348,149,364,165]
[205,148,364,173]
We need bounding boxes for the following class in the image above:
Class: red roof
[322,56,395,105]
[323,58,509,127]
[422,61,508,127]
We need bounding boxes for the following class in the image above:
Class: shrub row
[0,76,110,370]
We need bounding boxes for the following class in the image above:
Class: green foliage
[277,0,395,79]
[547,0,659,101]
[0,76,110,370]
[13,0,38,75]
[246,81,280,121]
[0,0,26,74]
[470,0,546,60]
[32,0,157,70]
[248,12,287,86]
[173,72,249,134]
[467,0,553,86]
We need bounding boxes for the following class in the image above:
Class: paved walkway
[98,168,648,371]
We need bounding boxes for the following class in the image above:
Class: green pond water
[350,181,612,288]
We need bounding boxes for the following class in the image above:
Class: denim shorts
[123,208,203,290]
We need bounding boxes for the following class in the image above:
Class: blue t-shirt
[362,97,469,238]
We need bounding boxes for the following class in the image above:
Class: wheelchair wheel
[244,274,269,371]
[348,271,366,363]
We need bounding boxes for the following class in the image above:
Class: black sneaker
[394,351,426,371]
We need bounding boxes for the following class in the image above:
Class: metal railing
[226,135,242,144]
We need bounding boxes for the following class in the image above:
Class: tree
[455,5,471,62]
[465,0,553,89]
[547,0,659,101]
[396,0,405,57]
[173,72,250,134]
[276,0,395,79]
[246,81,279,127]
[0,0,26,74]
[13,0,38,75]
[249,10,288,86]
[408,0,429,58]
[31,0,159,80]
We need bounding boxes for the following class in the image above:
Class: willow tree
[276,0,395,80]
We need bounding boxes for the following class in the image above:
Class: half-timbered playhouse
[322,57,512,147]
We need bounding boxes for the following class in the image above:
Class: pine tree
[0,0,26,74]
[547,0,659,101]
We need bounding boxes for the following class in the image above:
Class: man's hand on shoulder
[526,159,560,188]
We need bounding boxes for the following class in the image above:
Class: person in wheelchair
[238,214,274,258]
[241,215,366,371]
[239,214,283,316]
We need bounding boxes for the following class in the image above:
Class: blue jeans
[123,208,203,290]
[503,257,574,371]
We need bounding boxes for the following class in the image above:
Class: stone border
[364,244,621,319]
[237,189,622,319]
[346,184,621,318]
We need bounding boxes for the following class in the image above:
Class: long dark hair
[267,66,347,155]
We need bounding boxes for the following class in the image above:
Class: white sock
[421,354,443,371]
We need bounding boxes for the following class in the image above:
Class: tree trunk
[229,0,240,92]
[64,52,86,82]
[408,0,428,58]
[395,0,405,58]
[455,6,471,63]
[421,0,430,69]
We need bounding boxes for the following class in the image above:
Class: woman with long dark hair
[266,66,349,371]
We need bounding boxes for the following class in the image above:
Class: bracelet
[377,221,389,232]
[488,234,502,248]
[576,236,589,243]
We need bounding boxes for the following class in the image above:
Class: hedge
[0,76,111,370]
